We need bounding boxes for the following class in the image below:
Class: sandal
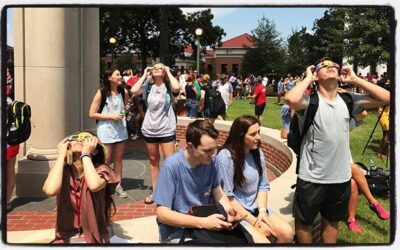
[144,193,154,204]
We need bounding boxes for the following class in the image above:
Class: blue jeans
[185,100,198,118]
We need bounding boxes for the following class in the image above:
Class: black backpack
[97,85,126,123]
[287,92,353,174]
[208,86,226,117]
[6,100,32,145]
[355,162,390,197]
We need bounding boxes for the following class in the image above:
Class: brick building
[204,33,256,75]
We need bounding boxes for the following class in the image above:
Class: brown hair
[219,115,262,188]
[186,120,219,148]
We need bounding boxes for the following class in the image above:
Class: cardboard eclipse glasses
[314,60,340,73]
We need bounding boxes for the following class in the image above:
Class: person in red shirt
[126,70,140,87]
[6,67,20,210]
[249,77,267,125]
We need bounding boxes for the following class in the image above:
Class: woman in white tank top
[89,69,129,198]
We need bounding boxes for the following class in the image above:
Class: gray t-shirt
[141,83,176,138]
[297,92,365,184]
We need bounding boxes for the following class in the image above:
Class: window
[221,64,227,74]
[207,64,214,73]
[232,64,239,74]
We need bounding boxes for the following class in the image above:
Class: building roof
[184,45,193,54]
[219,33,256,48]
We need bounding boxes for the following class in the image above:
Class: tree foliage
[242,16,286,77]
[343,7,392,69]
[311,8,346,64]
[286,27,316,75]
[184,9,226,56]
[100,7,225,71]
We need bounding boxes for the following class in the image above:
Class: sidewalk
[6,137,281,244]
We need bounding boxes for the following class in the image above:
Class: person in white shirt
[218,74,233,120]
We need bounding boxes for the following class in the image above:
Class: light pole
[195,28,203,73]
[109,37,116,68]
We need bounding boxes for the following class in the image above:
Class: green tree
[343,7,392,72]
[184,9,226,58]
[242,16,286,77]
[100,7,159,71]
[286,27,316,75]
[100,7,225,72]
[311,8,346,64]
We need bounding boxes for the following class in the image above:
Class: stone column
[13,8,99,197]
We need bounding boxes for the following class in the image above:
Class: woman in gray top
[130,63,180,204]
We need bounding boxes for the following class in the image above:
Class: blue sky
[7,7,327,46]
[183,7,327,41]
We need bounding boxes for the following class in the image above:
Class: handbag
[179,203,254,244]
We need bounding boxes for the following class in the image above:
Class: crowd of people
[5,56,391,244]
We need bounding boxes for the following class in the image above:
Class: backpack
[287,92,353,174]
[355,162,390,197]
[207,86,226,117]
[6,100,32,145]
[97,85,126,123]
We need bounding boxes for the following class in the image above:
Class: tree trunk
[159,7,170,66]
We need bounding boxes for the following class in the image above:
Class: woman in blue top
[216,115,293,243]
[89,69,129,198]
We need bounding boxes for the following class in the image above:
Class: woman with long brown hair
[43,132,118,243]
[216,115,293,243]
[89,69,129,198]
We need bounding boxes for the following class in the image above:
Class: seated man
[153,120,241,243]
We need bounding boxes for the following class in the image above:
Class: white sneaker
[130,134,138,140]
[115,185,128,198]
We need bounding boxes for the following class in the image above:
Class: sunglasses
[314,60,340,72]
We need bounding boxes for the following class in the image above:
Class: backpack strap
[338,92,354,118]
[295,93,319,174]
[98,88,108,115]
[99,86,126,113]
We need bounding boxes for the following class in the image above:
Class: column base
[16,157,55,198]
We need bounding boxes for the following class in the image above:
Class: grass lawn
[227,97,392,244]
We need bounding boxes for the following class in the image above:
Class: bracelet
[80,153,91,160]
[259,208,267,214]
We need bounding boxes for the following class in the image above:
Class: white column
[13,7,99,197]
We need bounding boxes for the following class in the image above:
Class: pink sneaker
[347,218,362,233]
[370,202,390,220]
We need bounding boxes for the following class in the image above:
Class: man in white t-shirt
[218,74,233,120]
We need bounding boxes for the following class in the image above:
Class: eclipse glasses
[314,60,340,73]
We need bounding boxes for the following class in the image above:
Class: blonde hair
[202,74,210,82]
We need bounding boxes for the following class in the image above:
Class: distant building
[204,33,256,75]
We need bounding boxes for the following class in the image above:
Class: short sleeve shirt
[153,150,221,241]
[254,85,267,106]
[216,149,269,212]
[297,92,366,183]
[141,83,176,138]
